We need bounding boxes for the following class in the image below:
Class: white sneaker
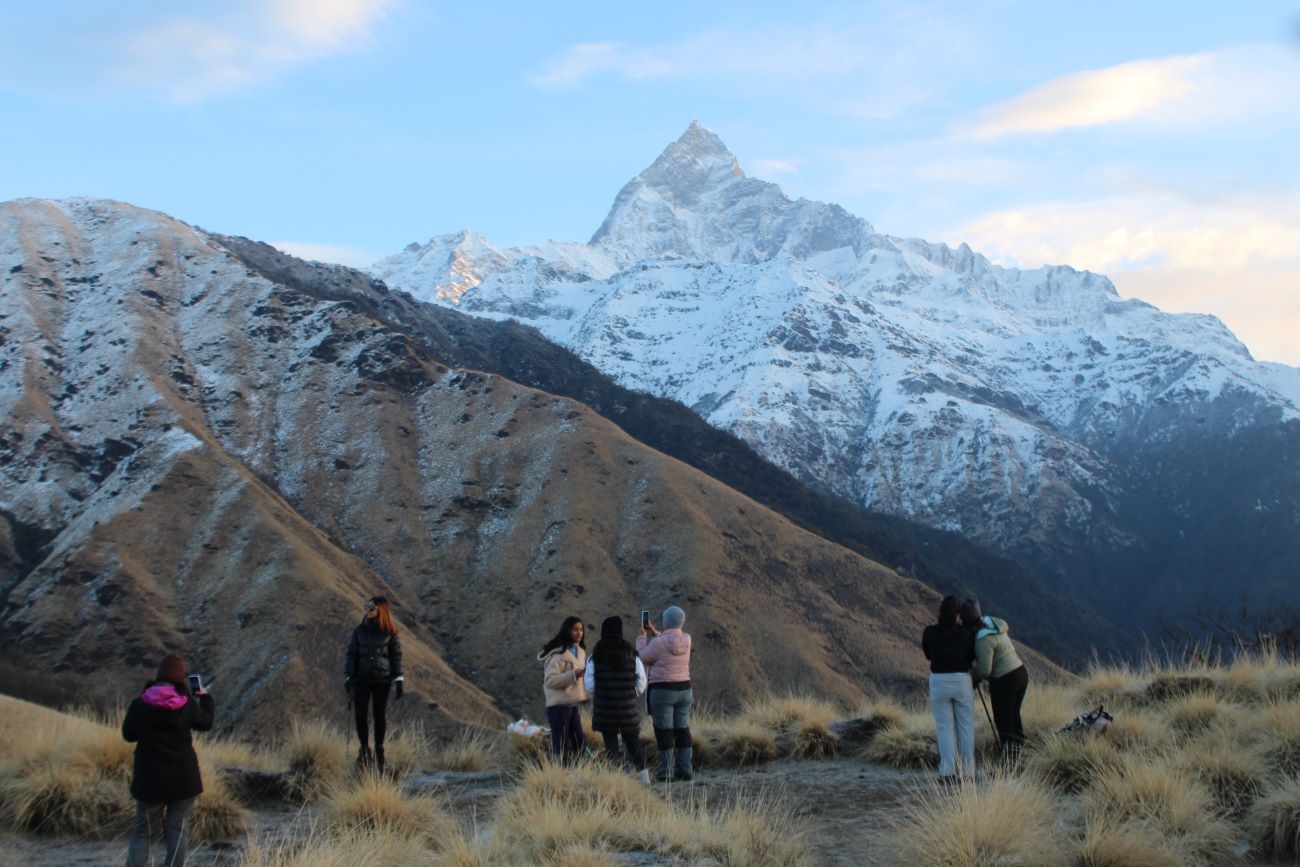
[637,768,651,785]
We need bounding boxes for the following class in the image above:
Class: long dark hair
[541,616,585,655]
[938,595,961,628]
[591,634,636,671]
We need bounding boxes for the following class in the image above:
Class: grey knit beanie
[663,605,686,629]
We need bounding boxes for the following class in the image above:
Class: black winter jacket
[921,623,976,674]
[345,620,404,683]
[122,682,215,803]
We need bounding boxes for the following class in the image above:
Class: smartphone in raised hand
[641,610,651,628]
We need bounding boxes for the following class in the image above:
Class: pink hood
[141,684,189,710]
[636,628,691,683]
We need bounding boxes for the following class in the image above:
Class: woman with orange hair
[344,596,404,773]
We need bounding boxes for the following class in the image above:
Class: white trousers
[929,672,975,777]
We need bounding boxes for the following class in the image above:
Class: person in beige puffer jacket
[962,598,1028,760]
[538,615,589,763]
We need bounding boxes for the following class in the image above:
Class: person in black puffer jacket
[122,652,215,867]
[584,615,649,784]
[344,596,404,773]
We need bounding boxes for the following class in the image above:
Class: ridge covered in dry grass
[4,649,1300,865]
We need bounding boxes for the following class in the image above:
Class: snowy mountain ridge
[373,122,1300,625]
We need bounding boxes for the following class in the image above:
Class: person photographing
[963,598,1028,762]
[122,652,214,867]
[637,605,693,782]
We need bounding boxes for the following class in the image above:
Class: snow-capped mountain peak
[373,122,1300,630]
[589,121,875,267]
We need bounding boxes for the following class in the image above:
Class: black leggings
[599,726,646,771]
[988,665,1028,757]
[354,680,391,749]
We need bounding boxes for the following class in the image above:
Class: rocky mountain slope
[1,197,1064,730]
[375,122,1300,630]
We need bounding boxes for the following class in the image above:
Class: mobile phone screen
[641,610,650,626]
[187,674,202,691]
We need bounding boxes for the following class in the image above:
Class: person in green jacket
[962,598,1028,760]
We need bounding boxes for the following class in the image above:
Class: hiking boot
[657,748,674,782]
[675,746,694,782]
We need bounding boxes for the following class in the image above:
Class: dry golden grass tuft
[1163,692,1232,738]
[1176,733,1266,818]
[887,774,1060,866]
[190,751,249,842]
[1024,733,1123,793]
[1019,682,1080,741]
[1082,757,1238,866]
[1077,664,1145,710]
[323,772,456,845]
[0,701,135,838]
[1103,710,1171,754]
[1246,775,1300,860]
[282,719,352,804]
[492,758,809,865]
[238,828,434,866]
[864,713,938,771]
[1073,819,1183,867]
[713,722,778,767]
[379,724,433,775]
[0,762,133,839]
[1256,698,1300,777]
[429,728,500,772]
[505,732,548,769]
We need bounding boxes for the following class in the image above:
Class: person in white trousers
[921,595,976,780]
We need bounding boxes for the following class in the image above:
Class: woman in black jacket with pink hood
[121,652,215,867]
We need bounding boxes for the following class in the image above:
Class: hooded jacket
[972,616,1024,682]
[635,628,691,684]
[539,644,589,707]
[122,681,215,803]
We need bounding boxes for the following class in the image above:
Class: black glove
[395,680,404,701]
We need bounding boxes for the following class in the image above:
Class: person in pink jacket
[637,605,693,781]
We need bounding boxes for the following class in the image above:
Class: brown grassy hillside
[0,198,1056,735]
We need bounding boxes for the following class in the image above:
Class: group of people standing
[117,591,1026,864]
[922,595,1029,780]
[539,605,694,784]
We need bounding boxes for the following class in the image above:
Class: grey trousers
[929,673,975,777]
[125,796,195,867]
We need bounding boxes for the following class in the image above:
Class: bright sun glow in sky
[2,1,1297,364]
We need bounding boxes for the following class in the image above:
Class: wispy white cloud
[962,45,1300,139]
[272,241,380,269]
[0,0,399,102]
[527,8,981,117]
[950,192,1300,364]
[119,0,399,102]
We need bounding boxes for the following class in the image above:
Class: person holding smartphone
[637,605,693,782]
[122,652,215,867]
[344,596,404,774]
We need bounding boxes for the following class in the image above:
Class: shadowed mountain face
[0,198,1067,731]
[215,233,1125,664]
[375,122,1300,634]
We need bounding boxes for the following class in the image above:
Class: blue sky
[2,1,1298,363]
